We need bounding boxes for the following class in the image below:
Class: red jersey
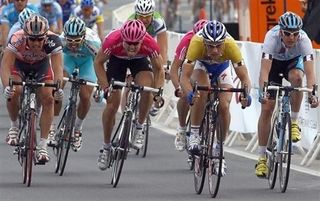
[174,31,194,61]
[101,29,160,59]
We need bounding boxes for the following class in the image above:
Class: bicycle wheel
[54,109,67,173]
[26,110,36,187]
[279,113,292,193]
[208,119,223,198]
[193,112,208,194]
[111,112,131,187]
[55,106,75,176]
[140,114,150,158]
[185,113,194,170]
[267,115,278,189]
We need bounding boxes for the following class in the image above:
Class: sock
[75,117,84,131]
[103,143,111,150]
[11,120,19,128]
[190,125,200,136]
[178,126,187,133]
[39,138,47,149]
[258,146,267,158]
[291,112,299,122]
[136,122,143,130]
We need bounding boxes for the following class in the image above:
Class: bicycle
[192,81,249,198]
[103,79,164,187]
[264,81,317,193]
[53,68,98,176]
[9,73,59,187]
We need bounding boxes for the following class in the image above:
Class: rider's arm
[51,52,63,84]
[156,31,168,66]
[259,57,272,88]
[303,59,316,89]
[150,54,165,88]
[96,15,104,42]
[170,58,183,89]
[1,23,9,46]
[234,64,252,91]
[0,48,15,86]
[180,60,194,94]
[56,18,63,34]
[94,48,109,89]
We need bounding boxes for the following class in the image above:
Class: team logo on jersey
[46,39,56,48]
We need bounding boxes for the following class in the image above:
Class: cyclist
[0,14,63,163]
[56,0,77,24]
[128,0,168,116]
[7,8,36,44]
[94,19,164,170]
[255,11,319,178]
[0,0,38,49]
[72,0,104,42]
[37,0,63,34]
[47,17,101,152]
[180,20,252,176]
[170,19,208,151]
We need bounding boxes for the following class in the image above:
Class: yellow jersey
[186,34,243,66]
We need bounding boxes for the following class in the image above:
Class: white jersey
[262,25,313,61]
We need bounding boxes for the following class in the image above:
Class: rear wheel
[140,115,150,158]
[279,113,292,193]
[267,115,278,189]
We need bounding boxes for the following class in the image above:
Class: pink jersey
[101,29,160,59]
[174,31,194,61]
[7,30,62,64]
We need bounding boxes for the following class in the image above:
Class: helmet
[81,0,94,7]
[41,0,54,4]
[278,11,303,31]
[193,19,208,34]
[64,17,86,37]
[24,14,49,37]
[120,19,146,42]
[18,8,36,27]
[202,20,227,43]
[134,0,155,15]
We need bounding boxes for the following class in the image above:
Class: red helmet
[120,19,146,42]
[193,19,208,34]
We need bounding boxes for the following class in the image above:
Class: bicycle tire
[56,105,75,176]
[267,115,278,189]
[185,114,194,171]
[208,119,223,198]
[279,112,292,193]
[19,123,27,184]
[193,112,208,194]
[140,114,150,158]
[112,112,131,187]
[54,109,67,174]
[26,110,36,187]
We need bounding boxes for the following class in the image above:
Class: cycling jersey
[7,22,20,43]
[128,11,167,38]
[56,0,76,24]
[1,3,38,27]
[186,33,243,66]
[262,25,313,61]
[37,2,63,26]
[7,30,62,64]
[101,29,160,59]
[174,30,193,61]
[61,27,101,82]
[72,5,104,28]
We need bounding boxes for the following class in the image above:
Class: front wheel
[267,115,278,189]
[279,113,292,193]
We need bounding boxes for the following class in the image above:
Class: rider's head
[121,19,146,56]
[193,19,208,34]
[278,12,302,48]
[24,14,49,49]
[18,8,36,28]
[41,0,54,12]
[64,17,86,49]
[14,0,28,12]
[201,20,227,57]
[134,0,155,27]
[81,0,94,17]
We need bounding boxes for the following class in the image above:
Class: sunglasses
[28,36,46,41]
[42,3,52,7]
[124,41,140,46]
[66,37,83,43]
[204,41,224,48]
[282,30,300,37]
[136,13,153,18]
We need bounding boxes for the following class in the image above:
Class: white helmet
[134,0,155,15]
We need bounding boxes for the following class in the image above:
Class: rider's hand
[53,88,64,101]
[3,86,15,100]
[94,88,107,103]
[187,91,199,105]
[308,95,319,108]
[258,89,269,104]
[239,94,252,108]
[174,87,183,97]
